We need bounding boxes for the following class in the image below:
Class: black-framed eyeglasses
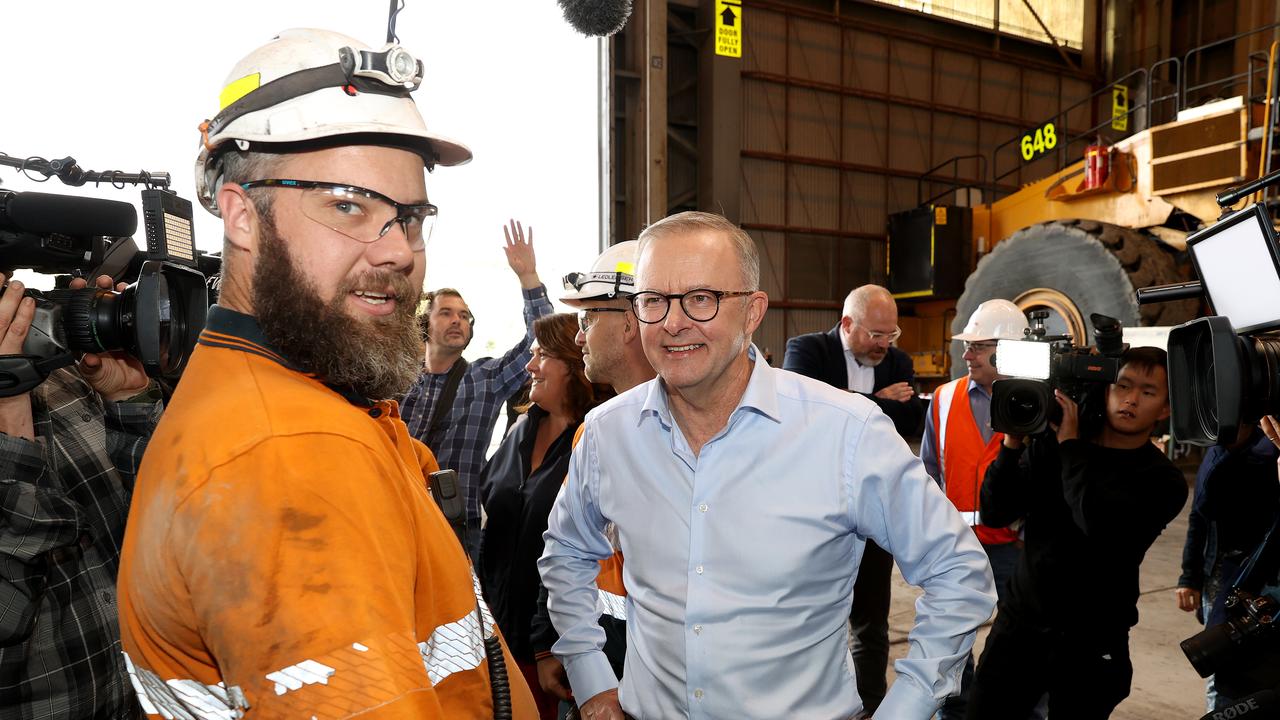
[578,307,628,333]
[630,288,756,324]
[240,179,437,250]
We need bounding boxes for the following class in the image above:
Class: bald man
[783,284,923,717]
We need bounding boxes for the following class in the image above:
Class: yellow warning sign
[1111,85,1129,132]
[934,206,947,226]
[715,0,742,58]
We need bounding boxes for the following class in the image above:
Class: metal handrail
[987,67,1148,198]
[1147,57,1182,126]
[1182,21,1280,108]
[921,23,1280,211]
[916,154,987,207]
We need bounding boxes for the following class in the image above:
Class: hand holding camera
[66,274,150,402]
[1052,389,1080,443]
[0,274,38,438]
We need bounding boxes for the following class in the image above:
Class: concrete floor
[883,469,1209,719]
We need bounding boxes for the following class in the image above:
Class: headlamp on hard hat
[562,270,634,299]
[339,44,423,90]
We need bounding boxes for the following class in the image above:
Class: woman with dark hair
[479,313,611,719]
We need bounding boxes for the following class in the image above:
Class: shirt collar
[199,305,374,407]
[966,376,992,399]
[639,344,782,427]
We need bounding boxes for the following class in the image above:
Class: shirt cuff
[874,673,942,720]
[103,397,163,435]
[522,284,548,301]
[0,432,47,482]
[562,650,618,707]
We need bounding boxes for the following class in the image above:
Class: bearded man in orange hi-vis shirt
[116,29,536,719]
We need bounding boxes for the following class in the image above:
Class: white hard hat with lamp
[194,28,471,216]
[953,299,1030,342]
[561,241,639,306]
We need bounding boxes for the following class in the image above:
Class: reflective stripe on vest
[933,377,961,475]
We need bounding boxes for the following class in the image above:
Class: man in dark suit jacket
[782,284,923,719]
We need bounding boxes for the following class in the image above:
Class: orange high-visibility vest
[932,375,1019,546]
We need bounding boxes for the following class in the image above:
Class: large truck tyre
[948,220,1199,378]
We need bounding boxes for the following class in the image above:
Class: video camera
[0,154,212,397]
[989,311,1126,437]
[1137,168,1280,716]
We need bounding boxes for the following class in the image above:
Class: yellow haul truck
[889,26,1280,384]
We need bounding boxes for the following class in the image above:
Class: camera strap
[425,357,468,450]
[0,353,75,398]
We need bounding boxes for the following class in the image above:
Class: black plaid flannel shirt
[400,284,553,554]
[0,368,161,720]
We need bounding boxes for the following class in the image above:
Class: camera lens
[1005,387,1043,428]
[61,288,127,354]
[1191,333,1219,436]
[1181,622,1237,678]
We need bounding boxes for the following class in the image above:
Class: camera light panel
[994,339,1051,380]
[1189,203,1280,333]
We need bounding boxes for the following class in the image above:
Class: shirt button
[695,565,704,574]
[694,689,704,700]
[698,503,708,513]
[693,624,702,634]
[101,590,113,603]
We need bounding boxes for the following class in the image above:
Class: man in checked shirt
[0,271,162,720]
[400,218,552,561]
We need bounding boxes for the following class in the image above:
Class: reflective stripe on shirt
[123,651,244,720]
[419,571,498,687]
[597,589,628,622]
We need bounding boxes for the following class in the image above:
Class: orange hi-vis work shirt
[117,307,536,719]
[932,375,1019,546]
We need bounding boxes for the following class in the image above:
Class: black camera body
[1181,589,1279,699]
[990,312,1125,437]
[0,188,211,397]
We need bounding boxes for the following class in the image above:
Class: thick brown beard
[252,215,424,400]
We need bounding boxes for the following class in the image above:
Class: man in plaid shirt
[400,219,552,560]
[0,272,162,720]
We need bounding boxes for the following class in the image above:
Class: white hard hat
[560,241,639,306]
[953,299,1029,342]
[194,28,471,216]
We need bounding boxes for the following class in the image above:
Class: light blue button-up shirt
[539,347,997,719]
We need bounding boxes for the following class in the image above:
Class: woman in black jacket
[480,313,610,719]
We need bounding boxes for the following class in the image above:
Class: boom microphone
[558,0,633,37]
[0,191,138,238]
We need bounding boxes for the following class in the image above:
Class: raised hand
[503,218,540,289]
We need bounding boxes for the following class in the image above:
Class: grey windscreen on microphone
[558,0,634,37]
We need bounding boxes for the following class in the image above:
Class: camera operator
[0,271,160,720]
[1176,424,1279,712]
[966,347,1188,719]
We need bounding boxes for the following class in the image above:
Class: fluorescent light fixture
[1188,203,1280,333]
[994,339,1051,380]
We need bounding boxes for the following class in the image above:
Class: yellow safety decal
[935,206,947,226]
[715,0,742,58]
[615,261,635,274]
[220,73,261,111]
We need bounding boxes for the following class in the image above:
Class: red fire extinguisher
[1082,142,1110,191]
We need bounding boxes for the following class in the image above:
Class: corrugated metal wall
[740,0,1094,361]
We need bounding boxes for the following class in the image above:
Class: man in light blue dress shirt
[539,211,997,720]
